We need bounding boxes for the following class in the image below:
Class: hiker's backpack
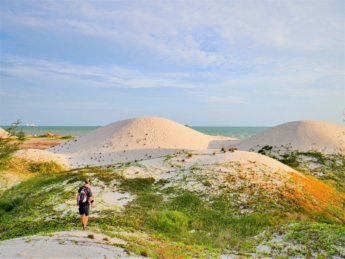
[79,187,89,204]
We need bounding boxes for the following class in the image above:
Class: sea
[1,126,268,140]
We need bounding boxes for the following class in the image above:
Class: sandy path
[0,232,141,259]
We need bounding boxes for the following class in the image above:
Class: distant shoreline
[0,125,268,139]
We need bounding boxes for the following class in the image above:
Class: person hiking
[76,179,94,230]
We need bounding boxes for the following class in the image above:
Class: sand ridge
[15,118,345,168]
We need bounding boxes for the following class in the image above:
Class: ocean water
[192,126,268,139]
[1,126,268,140]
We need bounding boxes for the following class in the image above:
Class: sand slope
[236,120,345,153]
[15,149,70,169]
[117,150,301,194]
[49,117,236,166]
[0,128,9,139]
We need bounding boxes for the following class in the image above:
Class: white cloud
[0,55,196,89]
[1,0,343,66]
[2,53,342,102]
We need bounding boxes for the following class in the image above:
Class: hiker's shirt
[78,186,93,207]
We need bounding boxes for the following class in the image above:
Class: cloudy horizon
[0,0,344,126]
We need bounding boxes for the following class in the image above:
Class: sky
[0,0,344,126]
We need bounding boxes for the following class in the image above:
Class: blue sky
[0,0,344,126]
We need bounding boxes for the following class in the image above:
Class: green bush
[0,197,23,216]
[16,130,26,141]
[148,210,189,234]
[29,161,63,174]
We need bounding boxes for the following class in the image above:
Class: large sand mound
[236,120,345,153]
[49,117,235,166]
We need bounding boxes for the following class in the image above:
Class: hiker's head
[85,179,91,185]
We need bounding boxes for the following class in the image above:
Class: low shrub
[16,130,26,141]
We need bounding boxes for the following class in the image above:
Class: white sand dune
[0,128,10,139]
[236,120,345,154]
[15,149,70,169]
[48,117,236,167]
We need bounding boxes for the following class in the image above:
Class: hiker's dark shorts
[79,204,90,216]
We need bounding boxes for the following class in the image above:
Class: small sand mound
[236,120,345,153]
[0,128,10,139]
[15,149,70,169]
[118,150,301,191]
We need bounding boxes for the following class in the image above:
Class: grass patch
[29,161,64,174]
[120,177,155,193]
[147,210,189,235]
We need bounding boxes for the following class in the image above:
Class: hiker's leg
[81,215,86,227]
[84,215,89,227]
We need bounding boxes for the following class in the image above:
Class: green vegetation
[148,210,189,234]
[16,130,26,141]
[0,138,18,170]
[120,177,155,193]
[39,134,75,140]
[59,135,75,140]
